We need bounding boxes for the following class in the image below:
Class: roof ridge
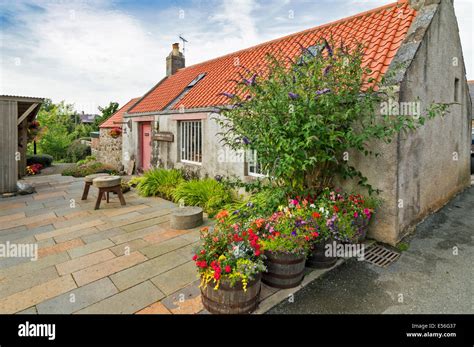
[179,1,405,72]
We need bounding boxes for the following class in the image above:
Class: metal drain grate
[363,244,400,267]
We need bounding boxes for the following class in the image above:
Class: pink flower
[354,212,358,218]
[363,208,371,219]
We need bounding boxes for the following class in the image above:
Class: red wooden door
[140,122,152,171]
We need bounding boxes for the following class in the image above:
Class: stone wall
[396,0,471,237]
[97,128,123,170]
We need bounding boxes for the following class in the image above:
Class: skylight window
[297,43,324,65]
[187,73,206,88]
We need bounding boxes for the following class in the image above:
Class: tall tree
[93,101,119,129]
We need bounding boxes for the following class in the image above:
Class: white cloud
[1,0,472,113]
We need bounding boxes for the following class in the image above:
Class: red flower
[196,261,207,268]
[225,265,231,273]
[333,205,339,213]
[214,271,221,280]
[255,250,261,256]
[192,254,198,261]
[200,250,206,255]
[312,212,321,219]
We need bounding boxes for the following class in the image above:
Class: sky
[1,0,473,113]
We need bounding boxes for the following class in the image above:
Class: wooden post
[0,100,19,193]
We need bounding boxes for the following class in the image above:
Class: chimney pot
[172,43,180,55]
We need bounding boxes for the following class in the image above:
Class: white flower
[310,204,315,208]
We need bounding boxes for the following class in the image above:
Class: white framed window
[180,120,202,164]
[248,149,266,177]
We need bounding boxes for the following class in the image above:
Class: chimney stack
[166,43,185,76]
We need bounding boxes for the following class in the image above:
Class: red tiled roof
[129,1,416,114]
[100,97,140,128]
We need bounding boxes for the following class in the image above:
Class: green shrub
[172,178,234,217]
[62,161,117,177]
[65,140,91,163]
[128,176,145,187]
[76,155,96,165]
[136,169,184,200]
[224,187,287,222]
[26,154,54,167]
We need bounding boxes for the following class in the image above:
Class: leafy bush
[224,187,287,223]
[136,169,184,200]
[172,178,234,217]
[128,176,145,187]
[76,155,96,165]
[65,140,91,163]
[62,161,117,177]
[216,39,448,194]
[26,154,53,167]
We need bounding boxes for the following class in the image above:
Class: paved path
[268,185,474,314]
[0,174,210,314]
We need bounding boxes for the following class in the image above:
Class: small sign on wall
[153,132,174,142]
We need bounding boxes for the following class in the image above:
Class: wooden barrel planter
[200,274,261,314]
[262,251,306,289]
[306,239,338,269]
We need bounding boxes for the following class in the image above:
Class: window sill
[247,172,267,178]
[181,160,202,166]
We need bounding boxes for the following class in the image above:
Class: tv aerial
[179,34,188,55]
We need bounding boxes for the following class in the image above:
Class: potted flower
[193,210,266,314]
[26,163,43,175]
[109,127,122,138]
[347,194,379,243]
[258,199,319,288]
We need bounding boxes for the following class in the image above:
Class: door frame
[138,121,152,171]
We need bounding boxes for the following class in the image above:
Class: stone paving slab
[0,174,345,315]
[151,261,198,295]
[72,251,147,287]
[36,278,118,314]
[110,250,189,291]
[75,281,164,314]
[56,249,116,276]
[0,275,77,314]
[0,266,58,299]
[67,239,115,259]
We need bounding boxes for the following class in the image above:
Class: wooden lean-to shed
[0,95,44,194]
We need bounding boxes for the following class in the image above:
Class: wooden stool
[92,176,126,210]
[81,173,110,200]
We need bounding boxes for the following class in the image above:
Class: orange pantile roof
[129,1,416,114]
[100,97,140,128]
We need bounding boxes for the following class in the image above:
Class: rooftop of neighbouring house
[99,97,140,128]
[79,113,100,123]
[128,0,417,115]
